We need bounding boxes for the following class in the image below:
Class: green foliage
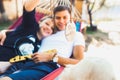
[86,27,96,34]
[0,21,12,30]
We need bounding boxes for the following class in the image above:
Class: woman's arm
[21,0,40,30]
[24,0,40,12]
[0,29,13,45]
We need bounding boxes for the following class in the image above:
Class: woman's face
[39,18,54,37]
[54,10,70,31]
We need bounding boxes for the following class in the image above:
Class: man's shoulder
[75,31,84,37]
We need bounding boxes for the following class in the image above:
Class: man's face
[54,10,70,31]
[39,18,54,37]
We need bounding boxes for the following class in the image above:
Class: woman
[0,0,54,61]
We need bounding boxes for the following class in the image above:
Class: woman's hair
[38,15,53,26]
[39,15,53,22]
[38,15,55,33]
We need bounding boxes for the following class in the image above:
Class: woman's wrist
[0,30,8,34]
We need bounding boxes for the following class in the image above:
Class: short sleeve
[73,32,85,47]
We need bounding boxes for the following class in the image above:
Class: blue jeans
[1,61,58,80]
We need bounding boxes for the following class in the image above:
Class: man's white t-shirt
[38,30,85,58]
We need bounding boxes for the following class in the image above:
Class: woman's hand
[0,30,7,45]
[31,52,55,63]
[24,0,40,12]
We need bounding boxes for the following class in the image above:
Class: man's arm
[57,32,85,66]
[31,45,84,66]
[56,45,84,66]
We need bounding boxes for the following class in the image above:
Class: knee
[0,77,12,80]
[0,62,12,74]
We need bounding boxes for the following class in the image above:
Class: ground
[85,29,120,80]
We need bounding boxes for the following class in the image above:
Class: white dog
[58,57,116,80]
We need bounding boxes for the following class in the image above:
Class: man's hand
[32,52,51,63]
[32,49,57,63]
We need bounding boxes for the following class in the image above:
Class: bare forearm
[0,29,14,45]
[0,29,13,33]
[57,46,84,66]
[57,56,81,66]
[24,0,40,12]
[73,46,84,60]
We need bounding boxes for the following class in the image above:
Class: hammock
[8,12,45,29]
[8,0,82,79]
[36,0,82,22]
[8,11,82,79]
[8,11,64,80]
[41,66,64,80]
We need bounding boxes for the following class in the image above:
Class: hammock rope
[36,0,82,22]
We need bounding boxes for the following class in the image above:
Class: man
[39,5,85,66]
